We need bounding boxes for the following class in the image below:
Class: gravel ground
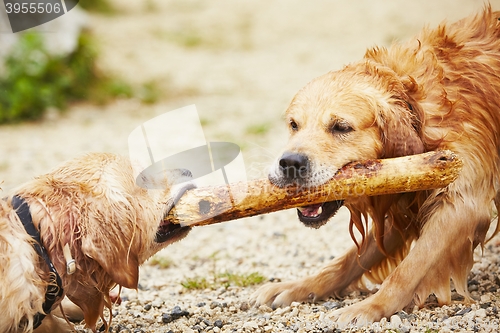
[71,217,500,333]
[1,1,500,332]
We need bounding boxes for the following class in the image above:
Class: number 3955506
[5,2,62,14]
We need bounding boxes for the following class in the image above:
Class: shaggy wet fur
[251,6,500,326]
[0,153,193,332]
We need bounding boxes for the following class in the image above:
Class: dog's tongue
[298,203,323,217]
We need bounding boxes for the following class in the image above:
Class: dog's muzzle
[155,182,196,243]
[270,152,344,228]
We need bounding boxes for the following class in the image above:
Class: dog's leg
[51,297,85,323]
[331,197,490,327]
[250,218,405,308]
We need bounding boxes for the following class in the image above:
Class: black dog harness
[11,195,64,329]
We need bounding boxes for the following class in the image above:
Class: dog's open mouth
[155,182,196,243]
[155,222,191,243]
[297,200,344,229]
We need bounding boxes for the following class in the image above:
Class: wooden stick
[167,150,462,227]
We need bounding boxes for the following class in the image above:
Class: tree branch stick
[167,150,462,227]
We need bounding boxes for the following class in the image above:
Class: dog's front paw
[250,280,318,308]
[329,299,386,329]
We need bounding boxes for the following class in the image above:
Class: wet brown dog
[251,6,500,326]
[0,153,194,332]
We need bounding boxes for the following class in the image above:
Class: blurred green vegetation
[246,122,270,136]
[179,251,266,290]
[0,31,132,124]
[0,0,206,124]
[148,255,174,269]
[181,271,266,290]
[77,0,115,14]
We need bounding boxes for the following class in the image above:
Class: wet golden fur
[0,153,193,332]
[252,6,500,326]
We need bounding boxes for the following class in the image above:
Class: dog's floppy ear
[379,100,425,158]
[363,61,425,157]
[81,229,139,289]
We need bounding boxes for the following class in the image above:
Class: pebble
[171,306,190,318]
[243,321,259,329]
[455,307,472,316]
[322,301,342,310]
[274,306,290,315]
[213,319,223,328]
[263,325,273,332]
[210,301,222,309]
[151,300,163,308]
[389,314,402,327]
[475,308,487,318]
[259,305,273,312]
[239,302,250,311]
[480,294,492,303]
[161,306,190,323]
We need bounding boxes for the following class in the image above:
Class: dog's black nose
[279,152,309,180]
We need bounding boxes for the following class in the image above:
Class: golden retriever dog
[0,153,194,332]
[251,6,500,327]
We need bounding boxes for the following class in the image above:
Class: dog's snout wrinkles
[279,152,309,180]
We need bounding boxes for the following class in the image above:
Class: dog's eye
[290,120,299,131]
[331,121,353,134]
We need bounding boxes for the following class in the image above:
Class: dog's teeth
[298,205,323,218]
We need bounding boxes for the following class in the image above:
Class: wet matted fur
[0,153,193,332]
[251,6,500,326]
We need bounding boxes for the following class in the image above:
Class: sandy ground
[1,1,500,332]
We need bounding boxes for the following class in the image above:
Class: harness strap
[11,195,64,329]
